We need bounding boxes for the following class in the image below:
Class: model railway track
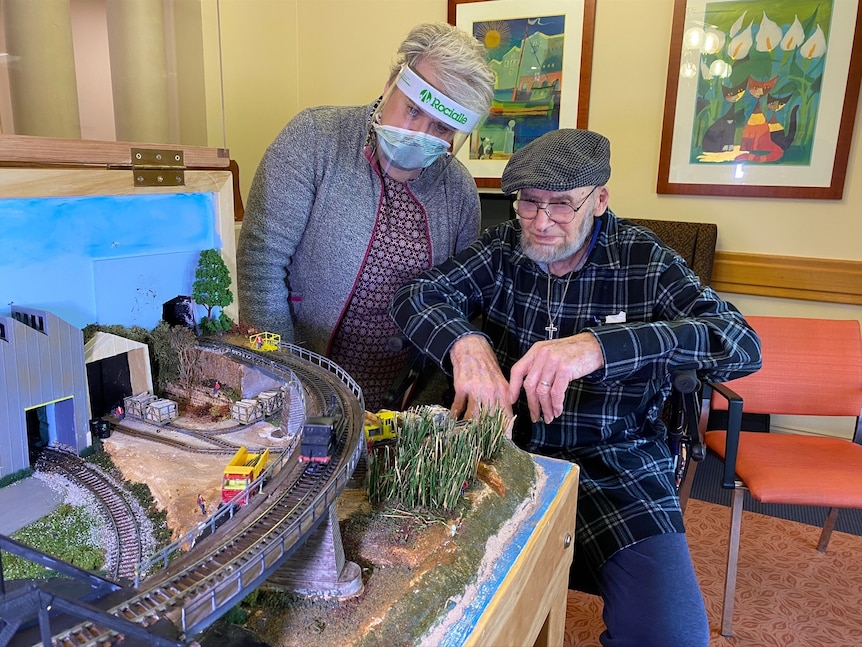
[33,341,365,646]
[113,421,244,454]
[36,448,142,583]
[161,425,245,450]
[198,339,336,416]
[44,424,360,646]
[163,423,265,450]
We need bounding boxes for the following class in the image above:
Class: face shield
[371,65,483,182]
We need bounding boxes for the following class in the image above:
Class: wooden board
[445,454,579,647]
[0,134,229,169]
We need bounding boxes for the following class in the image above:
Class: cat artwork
[765,93,799,152]
[736,76,786,162]
[701,79,747,153]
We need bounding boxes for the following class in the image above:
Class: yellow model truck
[221,446,270,505]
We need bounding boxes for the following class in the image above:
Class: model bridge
[0,341,365,646]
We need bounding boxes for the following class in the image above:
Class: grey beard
[522,217,594,265]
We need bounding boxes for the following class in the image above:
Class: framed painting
[657,0,862,199]
[448,0,596,188]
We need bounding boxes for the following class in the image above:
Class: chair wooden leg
[721,484,744,637]
[817,507,839,553]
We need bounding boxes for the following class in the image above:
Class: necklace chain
[545,272,573,339]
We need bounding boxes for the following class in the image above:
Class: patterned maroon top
[329,176,431,411]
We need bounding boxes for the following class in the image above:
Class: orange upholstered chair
[703,315,862,637]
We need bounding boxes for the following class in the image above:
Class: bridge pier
[264,503,363,599]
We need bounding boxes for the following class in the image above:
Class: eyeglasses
[513,186,598,224]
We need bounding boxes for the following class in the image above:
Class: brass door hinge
[131,148,185,186]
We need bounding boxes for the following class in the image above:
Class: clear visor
[371,65,482,181]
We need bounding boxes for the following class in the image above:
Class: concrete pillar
[265,503,363,599]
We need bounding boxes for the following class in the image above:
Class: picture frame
[448,0,596,188]
[657,0,862,199]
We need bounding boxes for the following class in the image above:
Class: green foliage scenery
[368,408,508,512]
[2,451,171,581]
[82,321,179,394]
[193,248,234,334]
[5,503,106,579]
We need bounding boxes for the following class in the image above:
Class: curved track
[113,420,247,455]
[38,340,365,646]
[36,448,142,582]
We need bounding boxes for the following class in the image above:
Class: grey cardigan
[237,103,481,357]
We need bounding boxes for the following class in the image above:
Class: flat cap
[501,128,611,194]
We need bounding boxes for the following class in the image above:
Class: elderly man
[390,129,762,647]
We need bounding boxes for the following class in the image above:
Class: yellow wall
[220,1,861,279]
[583,1,862,329]
[219,0,445,209]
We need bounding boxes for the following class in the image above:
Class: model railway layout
[6,340,365,646]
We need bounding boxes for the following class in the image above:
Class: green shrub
[368,408,507,512]
[0,467,33,488]
[222,386,241,402]
[221,604,248,625]
[5,504,104,579]
[85,447,116,472]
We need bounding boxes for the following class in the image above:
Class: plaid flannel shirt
[391,210,761,569]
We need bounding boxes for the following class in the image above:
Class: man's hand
[508,331,604,423]
[449,334,514,426]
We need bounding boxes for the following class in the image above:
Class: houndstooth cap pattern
[501,128,611,194]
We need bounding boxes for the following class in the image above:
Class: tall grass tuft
[368,407,508,512]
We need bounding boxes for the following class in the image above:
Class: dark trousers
[595,532,709,647]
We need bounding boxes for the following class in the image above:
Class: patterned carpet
[564,498,862,646]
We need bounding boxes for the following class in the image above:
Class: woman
[237,22,494,411]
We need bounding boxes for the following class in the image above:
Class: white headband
[395,65,482,133]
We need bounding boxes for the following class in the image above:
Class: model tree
[170,325,201,401]
[193,249,234,334]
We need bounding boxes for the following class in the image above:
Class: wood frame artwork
[448,0,596,188]
[657,0,862,199]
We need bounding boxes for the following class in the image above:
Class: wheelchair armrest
[383,349,425,410]
[703,381,744,489]
[672,368,700,394]
[668,369,706,465]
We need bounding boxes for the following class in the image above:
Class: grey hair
[389,22,495,118]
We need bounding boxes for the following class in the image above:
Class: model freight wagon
[144,398,178,425]
[231,398,263,424]
[124,393,157,418]
[257,389,283,416]
[221,446,270,504]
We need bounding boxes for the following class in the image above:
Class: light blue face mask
[372,123,451,171]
